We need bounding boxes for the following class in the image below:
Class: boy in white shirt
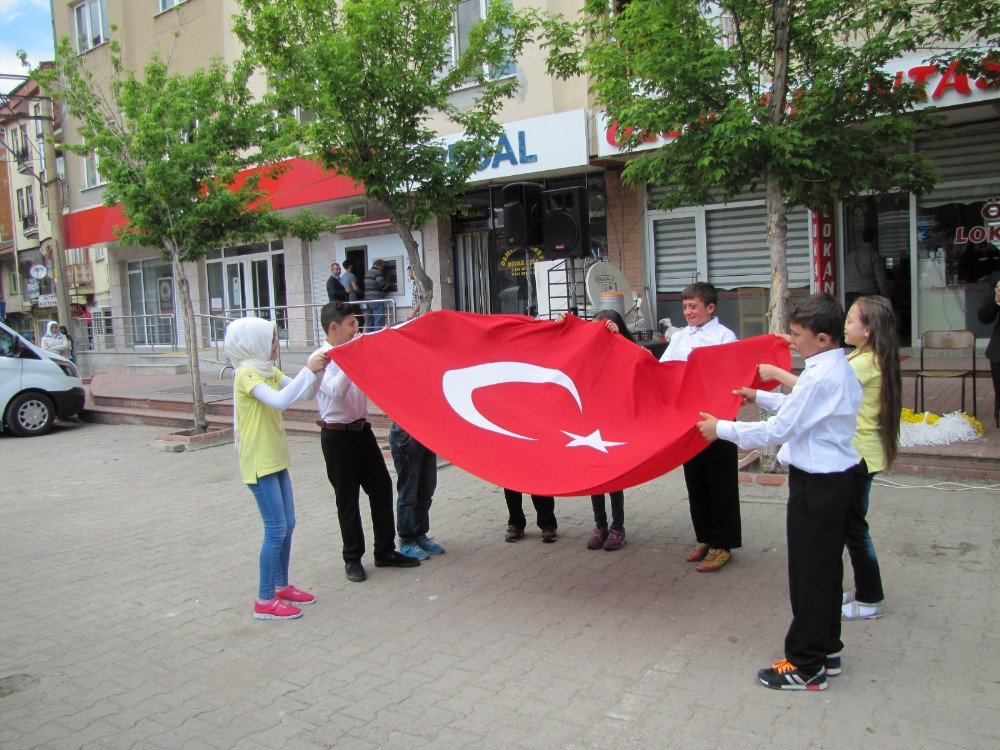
[660,282,740,572]
[697,293,865,691]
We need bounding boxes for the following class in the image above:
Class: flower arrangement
[899,408,983,447]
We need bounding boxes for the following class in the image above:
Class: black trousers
[682,439,741,550]
[504,489,556,531]
[784,462,867,672]
[320,424,395,563]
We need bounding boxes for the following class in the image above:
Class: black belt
[316,418,367,431]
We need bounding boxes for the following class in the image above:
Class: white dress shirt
[659,316,737,362]
[715,347,862,473]
[311,343,368,423]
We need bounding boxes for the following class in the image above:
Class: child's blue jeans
[845,472,884,603]
[247,469,295,601]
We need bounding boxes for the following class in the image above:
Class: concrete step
[124,362,190,375]
[81,404,391,442]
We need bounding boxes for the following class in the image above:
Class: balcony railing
[14,145,31,170]
[66,264,94,288]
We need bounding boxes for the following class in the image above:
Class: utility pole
[41,96,70,327]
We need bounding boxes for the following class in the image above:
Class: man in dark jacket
[364,259,388,330]
[326,262,348,302]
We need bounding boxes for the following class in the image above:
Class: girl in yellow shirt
[839,296,900,620]
[225,317,329,621]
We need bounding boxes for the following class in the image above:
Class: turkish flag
[329,311,790,496]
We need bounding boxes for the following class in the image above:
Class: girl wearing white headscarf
[41,321,70,358]
[224,317,330,621]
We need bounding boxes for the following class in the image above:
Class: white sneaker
[842,590,855,605]
[842,600,883,620]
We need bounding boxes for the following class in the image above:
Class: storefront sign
[597,52,1000,157]
[953,199,1000,244]
[499,246,545,278]
[596,111,680,158]
[811,204,836,295]
[885,53,1000,110]
[37,294,57,308]
[440,110,589,182]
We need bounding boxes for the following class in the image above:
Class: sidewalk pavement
[1,422,997,749]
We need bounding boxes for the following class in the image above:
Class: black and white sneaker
[826,652,842,676]
[757,659,828,691]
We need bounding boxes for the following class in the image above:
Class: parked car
[0,320,85,437]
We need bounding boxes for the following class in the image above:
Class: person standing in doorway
[844,227,889,310]
[364,259,388,330]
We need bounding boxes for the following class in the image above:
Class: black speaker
[542,186,590,259]
[501,182,543,250]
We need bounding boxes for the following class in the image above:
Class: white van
[0,320,85,437]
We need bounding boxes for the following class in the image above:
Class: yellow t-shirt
[848,349,886,473]
[234,365,290,484]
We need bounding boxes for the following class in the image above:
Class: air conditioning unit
[348,204,368,220]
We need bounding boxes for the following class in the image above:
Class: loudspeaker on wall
[501,182,543,250]
[542,186,590,259]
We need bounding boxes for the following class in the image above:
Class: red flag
[329,311,790,496]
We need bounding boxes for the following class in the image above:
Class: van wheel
[6,392,55,437]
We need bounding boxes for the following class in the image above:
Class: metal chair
[913,330,976,417]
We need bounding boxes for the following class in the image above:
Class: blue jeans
[389,424,437,541]
[247,469,295,601]
[845,472,884,603]
[591,491,624,530]
[366,302,387,331]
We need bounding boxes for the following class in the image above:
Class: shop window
[917,191,1000,338]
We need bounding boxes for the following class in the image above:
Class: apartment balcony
[14,145,31,172]
[66,263,95,292]
[21,213,38,236]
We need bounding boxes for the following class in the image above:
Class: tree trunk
[389,215,434,316]
[765,0,792,335]
[761,0,793,473]
[170,247,208,433]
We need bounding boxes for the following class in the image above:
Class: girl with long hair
[839,295,900,620]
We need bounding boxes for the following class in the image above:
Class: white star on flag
[562,429,626,453]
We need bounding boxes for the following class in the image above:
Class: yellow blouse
[234,366,290,484]
[848,349,886,473]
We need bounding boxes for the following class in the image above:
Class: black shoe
[541,529,558,543]
[345,560,366,582]
[374,550,421,568]
[757,659,827,691]
[504,525,524,542]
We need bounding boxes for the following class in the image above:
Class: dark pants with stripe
[784,462,867,672]
[320,424,395,563]
[682,439,741,550]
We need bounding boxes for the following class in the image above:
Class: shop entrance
[206,242,286,341]
[842,195,912,346]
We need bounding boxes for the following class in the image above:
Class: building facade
[50,0,1000,357]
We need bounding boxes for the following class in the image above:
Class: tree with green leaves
[38,38,345,433]
[235,0,537,313]
[544,0,943,331]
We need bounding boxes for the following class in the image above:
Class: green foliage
[235,0,537,232]
[36,38,346,263]
[544,0,945,210]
